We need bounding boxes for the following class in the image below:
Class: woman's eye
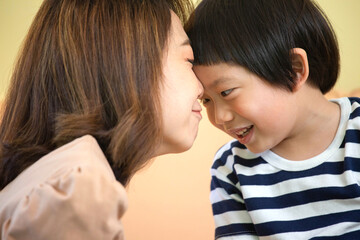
[221,88,233,97]
[187,59,194,65]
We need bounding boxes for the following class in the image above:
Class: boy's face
[193,63,298,154]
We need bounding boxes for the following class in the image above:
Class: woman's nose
[197,79,204,99]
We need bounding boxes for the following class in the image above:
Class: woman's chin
[155,139,196,157]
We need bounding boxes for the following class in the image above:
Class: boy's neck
[271,84,341,161]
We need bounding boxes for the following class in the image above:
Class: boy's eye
[187,58,194,65]
[200,98,210,105]
[221,88,233,97]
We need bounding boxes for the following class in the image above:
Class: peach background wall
[0,1,359,240]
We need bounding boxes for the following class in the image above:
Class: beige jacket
[0,135,128,240]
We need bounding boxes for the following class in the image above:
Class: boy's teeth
[237,129,246,135]
[236,126,252,137]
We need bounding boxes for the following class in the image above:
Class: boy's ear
[290,48,309,92]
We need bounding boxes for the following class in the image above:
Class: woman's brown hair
[0,0,193,189]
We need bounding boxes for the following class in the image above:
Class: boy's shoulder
[348,96,360,104]
[214,139,244,158]
[213,139,262,166]
[341,97,360,119]
[349,97,360,113]
[330,97,360,119]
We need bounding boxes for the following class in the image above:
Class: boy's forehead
[193,64,236,88]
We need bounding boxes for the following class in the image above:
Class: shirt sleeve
[3,164,128,240]
[210,151,259,240]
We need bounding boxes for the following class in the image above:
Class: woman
[0,0,202,239]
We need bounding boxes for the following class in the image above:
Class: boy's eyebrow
[208,78,233,89]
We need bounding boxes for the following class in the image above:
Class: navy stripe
[212,155,229,169]
[213,153,265,171]
[349,97,360,119]
[211,176,242,197]
[215,223,256,239]
[350,108,360,120]
[213,144,264,170]
[344,129,360,144]
[212,141,238,169]
[340,137,346,148]
[237,161,345,186]
[349,97,360,103]
[212,199,247,215]
[227,171,240,185]
[255,209,360,236]
[215,149,359,189]
[344,156,360,172]
[310,229,360,240]
[245,184,360,211]
[230,140,247,150]
[233,155,267,168]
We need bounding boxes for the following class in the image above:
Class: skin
[194,49,340,160]
[156,11,204,156]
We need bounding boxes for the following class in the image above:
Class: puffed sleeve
[2,165,128,240]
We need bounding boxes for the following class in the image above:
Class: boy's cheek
[206,113,227,133]
[213,122,226,132]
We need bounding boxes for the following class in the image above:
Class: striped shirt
[210,97,360,240]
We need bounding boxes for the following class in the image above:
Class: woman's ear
[291,48,309,92]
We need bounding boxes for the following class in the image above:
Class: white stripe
[264,222,360,240]
[344,142,360,157]
[231,149,346,177]
[216,219,360,240]
[231,146,261,160]
[218,235,259,240]
[211,156,235,182]
[241,171,357,198]
[249,197,360,223]
[233,161,281,176]
[351,100,360,110]
[214,210,253,227]
[348,116,360,129]
[210,187,244,204]
[215,140,237,159]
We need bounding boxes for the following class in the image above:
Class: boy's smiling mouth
[232,125,254,138]
[235,125,254,138]
[228,125,254,144]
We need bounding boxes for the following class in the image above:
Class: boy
[186,0,360,239]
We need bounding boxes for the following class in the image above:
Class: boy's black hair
[185,0,340,94]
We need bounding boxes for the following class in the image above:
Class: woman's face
[157,11,204,156]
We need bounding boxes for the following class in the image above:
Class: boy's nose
[213,104,233,125]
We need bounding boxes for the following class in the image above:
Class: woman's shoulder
[0,135,128,239]
[1,135,117,196]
